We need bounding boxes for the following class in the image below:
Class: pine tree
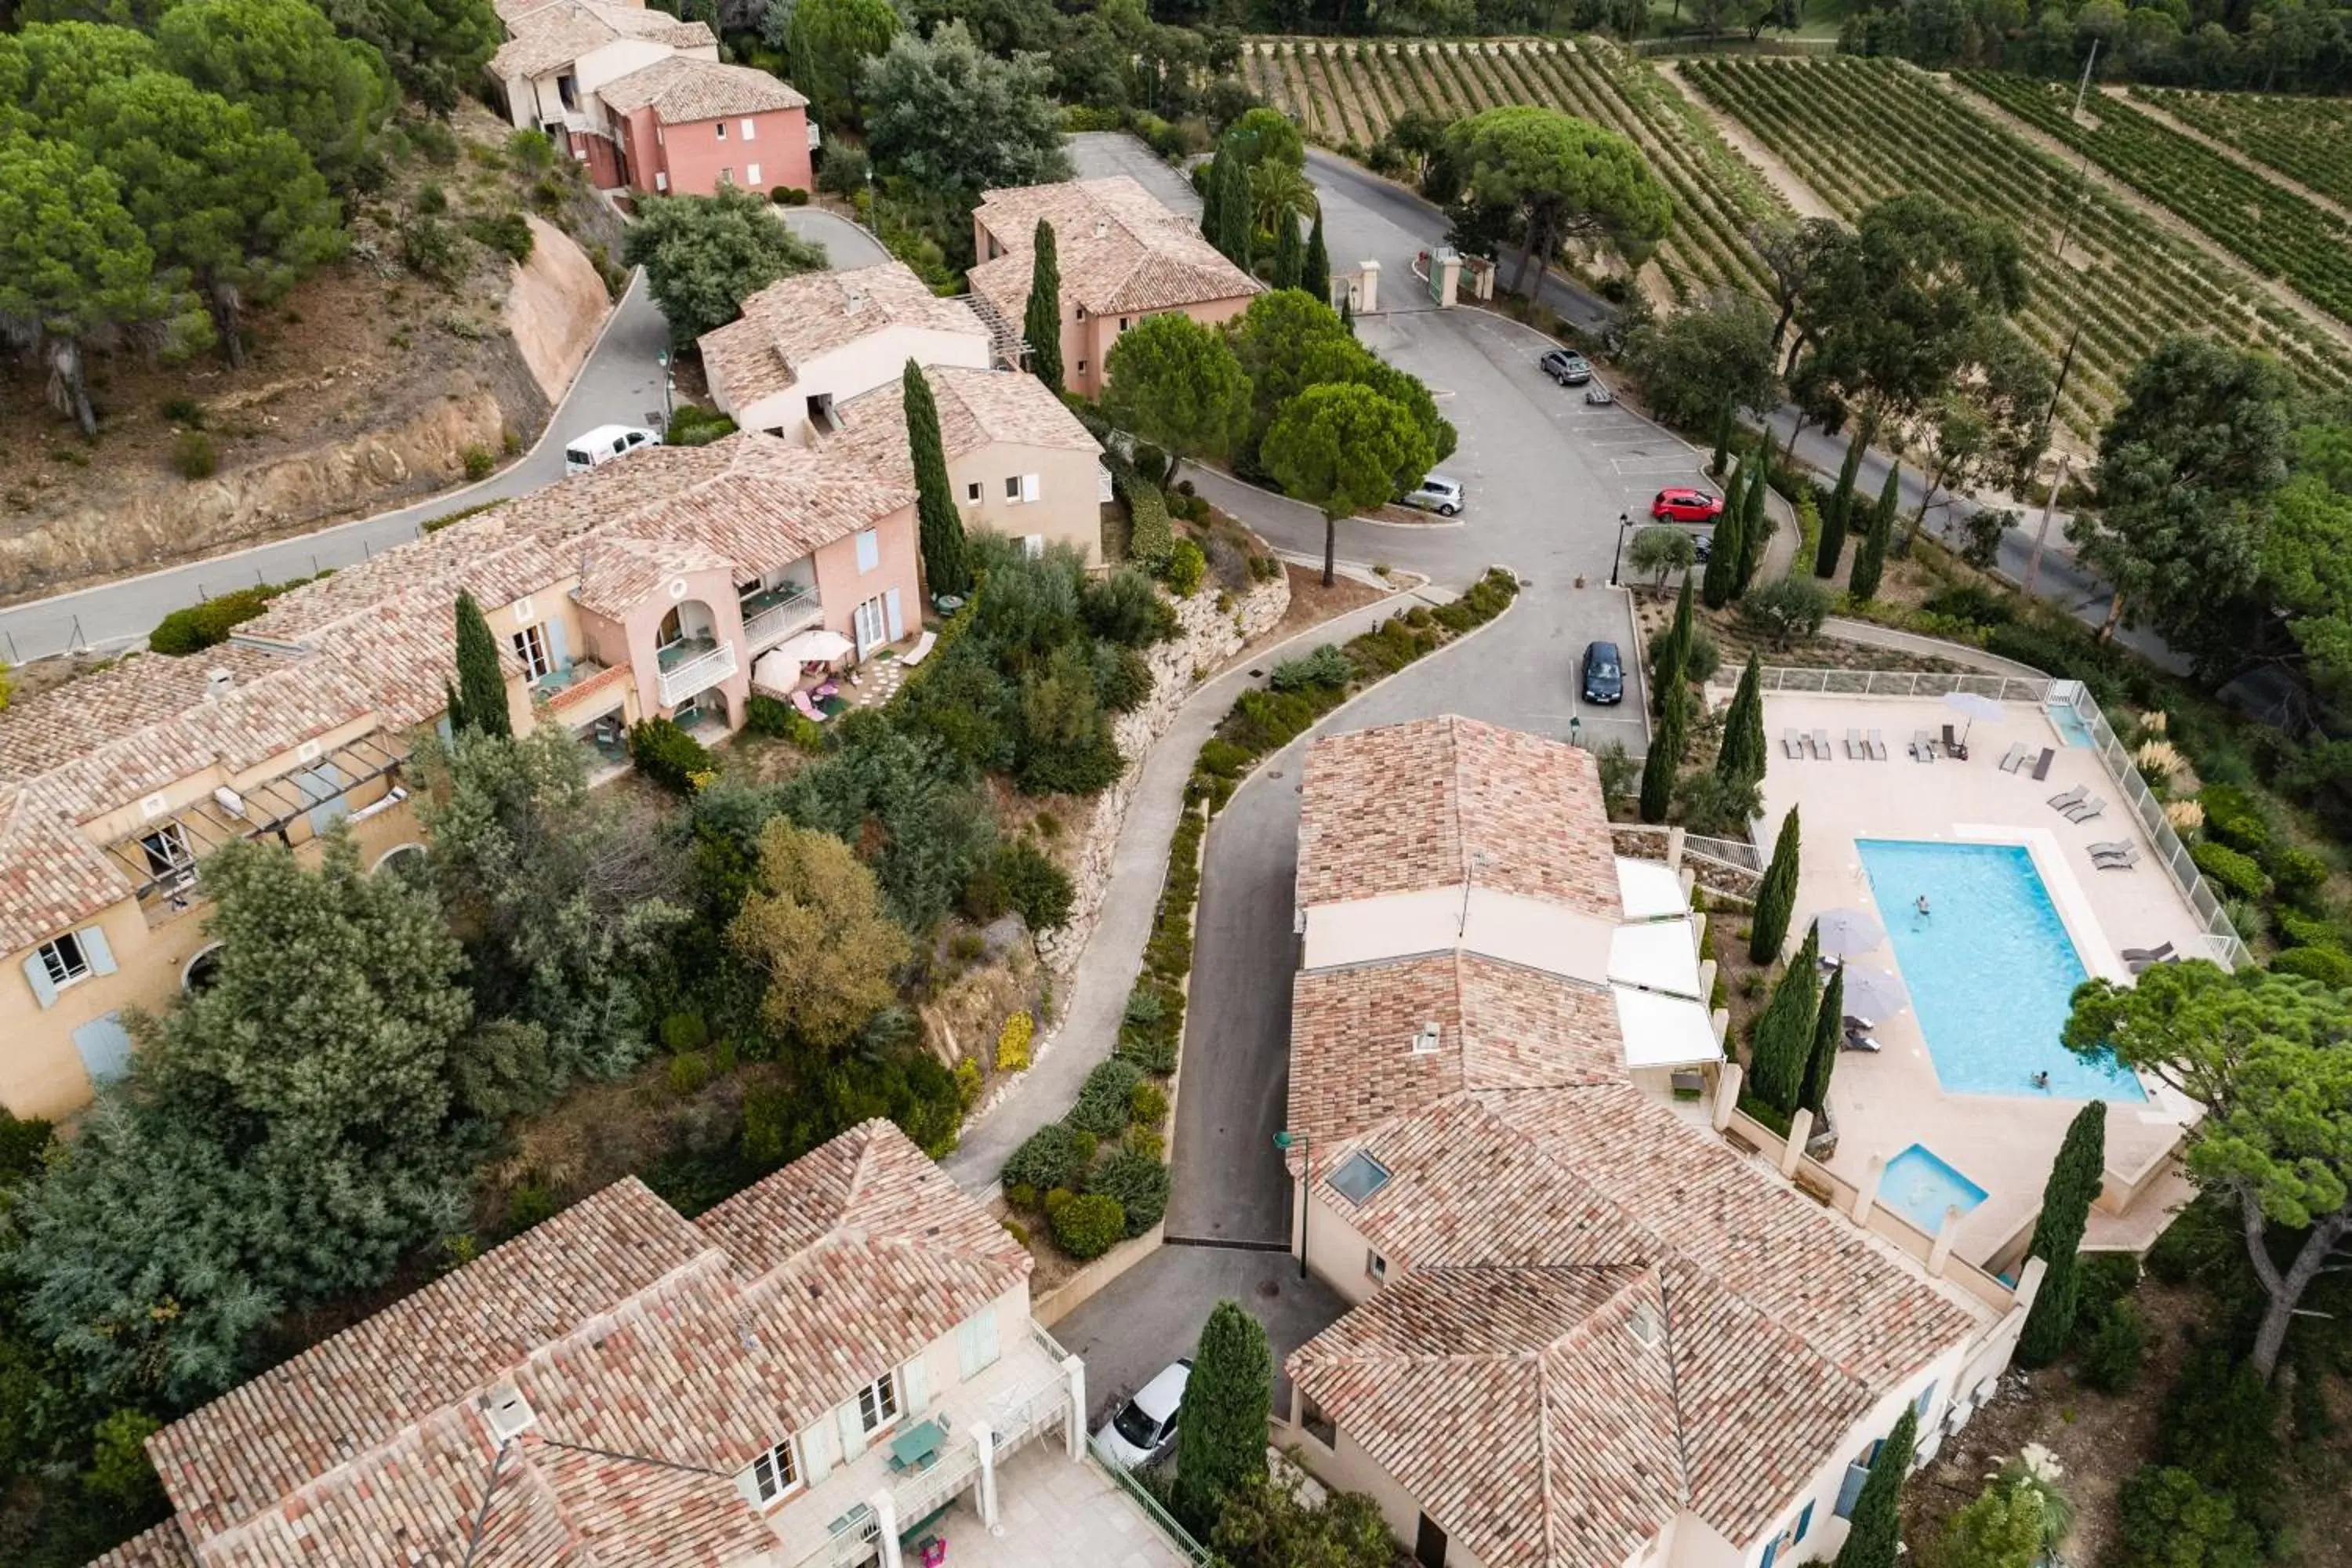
[1850,461,1900,599]
[1709,401,1734,478]
[1817,434,1865,579]
[1751,923,1820,1113]
[1701,464,1745,610]
[1715,653,1766,790]
[1835,1405,1918,1568]
[2017,1101,2109,1366]
[1173,1299,1272,1536]
[1749,805,1800,964]
[1735,454,1770,593]
[903,359,970,597]
[1024,219,1064,394]
[1272,210,1303,291]
[1302,207,1330,304]
[453,590,511,738]
[1798,961,1842,1117]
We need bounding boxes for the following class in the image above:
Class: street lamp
[1272,1129,1309,1281]
[655,348,673,430]
[1607,510,1636,588]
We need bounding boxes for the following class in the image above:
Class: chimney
[1410,1022,1441,1055]
[1094,220,1108,239]
[205,667,234,699]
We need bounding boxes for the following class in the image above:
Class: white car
[563,423,662,474]
[1400,474,1465,517]
[1094,1359,1191,1469]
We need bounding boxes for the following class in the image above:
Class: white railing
[1683,833,1761,871]
[1751,667,2056,702]
[656,640,738,707]
[744,593,824,651]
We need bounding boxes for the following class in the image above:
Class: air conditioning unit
[482,1385,537,1443]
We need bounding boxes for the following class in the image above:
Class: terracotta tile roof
[967,176,1261,321]
[1297,716,1621,917]
[700,262,986,408]
[828,365,1101,486]
[490,0,713,79]
[89,1523,198,1568]
[131,1121,1027,1568]
[597,55,808,122]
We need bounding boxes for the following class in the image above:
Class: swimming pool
[2046,703,2097,748]
[1882,1144,1988,1235]
[1857,839,2147,1102]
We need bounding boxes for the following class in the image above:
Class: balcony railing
[742,585,823,651]
[656,638,738,707]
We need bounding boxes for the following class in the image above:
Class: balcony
[656,637,737,707]
[742,583,824,652]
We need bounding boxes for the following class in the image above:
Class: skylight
[1328,1151,1393,1206]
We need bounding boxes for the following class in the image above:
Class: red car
[1652,486,1725,524]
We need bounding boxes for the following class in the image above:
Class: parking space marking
[1613,454,1708,475]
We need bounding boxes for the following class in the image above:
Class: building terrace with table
[1274,715,2045,1568]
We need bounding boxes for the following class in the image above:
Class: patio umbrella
[775,628,854,666]
[1813,907,1886,958]
[1838,965,1909,1024]
[1942,689,2003,745]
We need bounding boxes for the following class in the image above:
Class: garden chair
[1940,723,1970,760]
[2029,747,2056,781]
[1997,742,2029,772]
[1846,728,1866,759]
[2063,796,2107,824]
[1867,729,1889,760]
[1813,728,1834,759]
[1783,729,1805,760]
[1909,730,1936,762]
[2046,785,2088,813]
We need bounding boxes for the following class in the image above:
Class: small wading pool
[1857,838,2147,1102]
[1881,1144,1987,1236]
[2046,703,2097,748]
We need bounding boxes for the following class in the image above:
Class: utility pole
[2053,41,2100,263]
[2022,322,2082,598]
[2072,38,2100,121]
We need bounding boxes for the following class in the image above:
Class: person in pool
[2030,1070,2050,1091]
[1915,894,1931,916]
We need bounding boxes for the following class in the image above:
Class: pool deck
[1751,693,2207,1267]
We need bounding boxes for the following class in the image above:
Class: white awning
[1614,857,1690,920]
[1613,985,1722,1068]
[1608,918,1703,999]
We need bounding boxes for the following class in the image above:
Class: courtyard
[1751,684,2209,1272]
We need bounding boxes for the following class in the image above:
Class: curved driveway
[0,209,887,663]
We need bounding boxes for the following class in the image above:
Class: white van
[563,423,662,474]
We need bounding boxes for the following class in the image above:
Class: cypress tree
[452,590,510,738]
[1835,1405,1918,1568]
[903,359,969,597]
[2016,1102,2109,1366]
[1749,805,1800,964]
[1339,292,1355,332]
[1272,210,1303,291]
[1851,461,1900,597]
[1639,690,1684,825]
[1798,962,1843,1117]
[1024,219,1064,395]
[1715,653,1766,790]
[1200,150,1229,255]
[1709,400,1734,478]
[1173,1299,1272,1535]
[1700,465,1744,610]
[1302,208,1330,304]
[1751,923,1820,1113]
[443,678,467,736]
[1656,574,1693,713]
[1215,156,1252,270]
[1817,434,1865,579]
[1735,454,1770,593]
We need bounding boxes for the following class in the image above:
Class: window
[1301,1396,1336,1449]
[854,528,880,573]
[715,120,728,140]
[658,608,684,648]
[139,822,194,879]
[717,166,734,185]
[1327,1150,1392,1205]
[1366,1249,1387,1283]
[1120,317,1130,331]
[512,624,551,681]
[746,162,761,186]
[855,1372,899,1433]
[38,932,90,989]
[741,118,758,140]
[1076,361,1087,375]
[1074,306,1087,321]
[966,481,982,503]
[750,1437,799,1504]
[1005,475,1021,500]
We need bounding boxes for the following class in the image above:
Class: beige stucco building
[968,176,1261,399]
[92,1120,1103,1568]
[1276,717,2045,1568]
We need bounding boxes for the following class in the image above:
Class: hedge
[2190,840,2272,902]
[2196,784,2271,853]
[2274,945,2352,987]
[1085,1149,1170,1236]
[1069,1058,1144,1138]
[147,574,320,655]
[1004,1121,1087,1192]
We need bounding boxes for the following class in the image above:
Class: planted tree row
[1679,57,2352,442]
[2141,87,2352,213]
[1958,72,2352,332]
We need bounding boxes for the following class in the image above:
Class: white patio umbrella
[775,628,854,665]
[1942,690,2003,745]
[1838,965,1910,1024]
[1813,907,1886,958]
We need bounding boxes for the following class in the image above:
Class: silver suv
[1402,474,1465,517]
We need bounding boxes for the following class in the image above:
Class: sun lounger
[1813,728,1833,759]
[1941,724,1970,760]
[1841,1031,1884,1054]
[2092,846,2140,870]
[900,630,939,667]
[1998,742,2029,773]
[2046,785,2088,812]
[2030,747,2056,781]
[1846,728,1866,759]
[2064,797,2107,824]
[791,690,829,723]
[1909,730,1936,762]
[2121,942,2173,964]
[1783,729,1804,760]
[1867,729,1889,760]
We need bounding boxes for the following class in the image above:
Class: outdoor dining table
[887,1417,948,1473]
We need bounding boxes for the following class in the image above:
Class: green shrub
[507,127,556,169]
[2274,945,2352,987]
[818,146,869,195]
[629,717,713,792]
[462,445,495,481]
[2190,841,2272,902]
[1118,469,1174,568]
[2078,1299,2146,1392]
[1004,1181,1037,1210]
[1069,1058,1145,1138]
[1269,644,1352,693]
[668,1050,712,1094]
[2257,843,2328,904]
[2274,906,2347,949]
[2114,1466,2262,1568]
[2197,784,2271,852]
[770,185,811,205]
[964,839,1076,931]
[401,215,466,283]
[2159,1346,2279,1504]
[745,694,793,736]
[666,403,739,447]
[1162,537,1207,597]
[0,1109,53,1184]
[149,586,275,654]
[1130,1080,1169,1126]
[1919,583,2015,627]
[1117,982,1181,1073]
[161,394,206,427]
[1050,1192,1127,1259]
[466,209,535,263]
[171,429,218,479]
[506,1181,557,1230]
[1737,575,1832,646]
[1003,1121,1087,1192]
[1085,1150,1169,1236]
[1195,738,1253,779]
[659,1011,710,1052]
[416,179,448,215]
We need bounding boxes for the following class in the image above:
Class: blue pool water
[1857,839,2147,1102]
[1882,1144,1989,1235]
[2046,704,2097,748]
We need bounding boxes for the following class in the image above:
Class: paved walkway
[1820,617,2049,678]
[940,589,1430,1192]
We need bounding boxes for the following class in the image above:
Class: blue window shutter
[1761,1533,1779,1568]
[1835,1461,1870,1519]
[72,1012,135,1082]
[82,924,117,976]
[547,619,569,673]
[884,588,903,641]
[1915,1381,1939,1418]
[21,952,59,1010]
[1795,1501,1813,1543]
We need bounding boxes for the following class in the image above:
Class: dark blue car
[1581,641,1624,705]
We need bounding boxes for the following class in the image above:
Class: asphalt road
[0,209,887,664]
